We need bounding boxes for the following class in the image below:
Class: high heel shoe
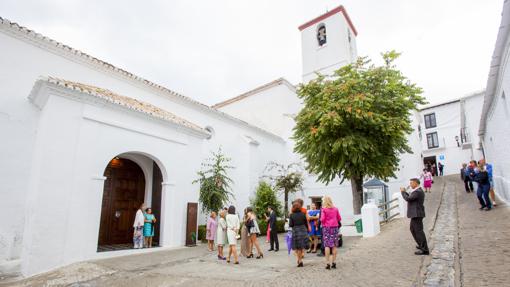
[247,254,254,258]
[332,262,337,269]
[325,264,331,270]
[256,254,263,259]
[297,262,303,267]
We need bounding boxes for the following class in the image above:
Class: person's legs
[313,236,318,252]
[269,229,275,250]
[412,218,429,252]
[251,234,262,256]
[469,180,474,192]
[271,229,279,250]
[325,247,331,267]
[477,188,487,208]
[148,237,153,248]
[483,185,492,209]
[227,245,233,262]
[332,246,337,265]
[464,178,470,192]
[410,221,418,245]
[232,245,239,263]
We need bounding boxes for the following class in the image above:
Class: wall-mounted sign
[439,155,445,160]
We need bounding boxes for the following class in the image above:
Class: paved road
[3,176,508,287]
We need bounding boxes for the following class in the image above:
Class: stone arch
[97,151,167,251]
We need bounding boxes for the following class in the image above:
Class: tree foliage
[263,162,304,217]
[251,181,282,220]
[292,51,425,214]
[193,148,234,214]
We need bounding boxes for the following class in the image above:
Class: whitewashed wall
[0,24,285,276]
[482,44,510,203]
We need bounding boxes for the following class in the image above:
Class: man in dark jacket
[267,206,279,252]
[401,178,429,255]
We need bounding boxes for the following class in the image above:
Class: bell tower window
[317,24,327,46]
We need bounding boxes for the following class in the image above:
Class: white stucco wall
[0,24,286,276]
[482,47,510,203]
[301,12,357,83]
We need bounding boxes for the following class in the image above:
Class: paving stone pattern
[423,181,457,287]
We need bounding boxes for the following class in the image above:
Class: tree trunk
[284,190,289,218]
[351,175,364,215]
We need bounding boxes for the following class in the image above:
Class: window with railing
[426,132,439,149]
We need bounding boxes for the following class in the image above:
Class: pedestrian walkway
[3,176,509,287]
[456,177,510,287]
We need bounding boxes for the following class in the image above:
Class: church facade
[0,5,486,278]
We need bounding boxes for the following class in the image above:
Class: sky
[0,0,503,106]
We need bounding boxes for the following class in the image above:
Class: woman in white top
[216,210,228,260]
[226,205,240,264]
[133,203,146,249]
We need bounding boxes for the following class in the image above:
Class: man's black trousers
[410,217,429,252]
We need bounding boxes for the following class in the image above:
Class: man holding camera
[401,178,429,255]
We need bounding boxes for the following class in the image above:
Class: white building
[479,1,510,203]
[0,4,489,279]
[418,92,485,176]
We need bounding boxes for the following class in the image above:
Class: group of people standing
[461,158,496,211]
[205,205,264,264]
[133,203,157,249]
[204,196,343,269]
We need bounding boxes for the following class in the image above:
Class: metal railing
[378,198,400,224]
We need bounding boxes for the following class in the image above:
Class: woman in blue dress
[307,203,320,253]
[143,208,157,248]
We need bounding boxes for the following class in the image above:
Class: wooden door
[98,158,145,246]
[151,162,162,245]
[185,202,198,246]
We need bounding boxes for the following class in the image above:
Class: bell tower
[299,5,358,83]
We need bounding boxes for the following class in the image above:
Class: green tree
[251,181,282,220]
[193,148,234,214]
[264,162,304,218]
[293,51,425,215]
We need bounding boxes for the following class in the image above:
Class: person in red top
[320,196,341,270]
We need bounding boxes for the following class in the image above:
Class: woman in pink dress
[421,169,433,193]
[206,212,218,251]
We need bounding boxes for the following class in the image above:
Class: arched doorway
[97,154,165,251]
[98,158,145,247]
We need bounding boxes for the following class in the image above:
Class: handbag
[337,234,343,247]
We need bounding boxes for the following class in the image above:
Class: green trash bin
[355,219,363,233]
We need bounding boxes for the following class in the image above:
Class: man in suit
[400,178,429,255]
[267,206,279,252]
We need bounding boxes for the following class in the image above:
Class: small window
[317,24,327,46]
[426,132,439,149]
[418,124,422,140]
[424,113,437,129]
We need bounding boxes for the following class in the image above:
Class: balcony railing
[460,128,470,144]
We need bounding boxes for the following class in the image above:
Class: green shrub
[257,220,268,235]
[275,220,286,233]
[251,181,282,220]
[197,225,207,242]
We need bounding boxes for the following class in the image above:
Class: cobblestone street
[2,176,510,287]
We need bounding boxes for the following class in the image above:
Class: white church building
[0,5,488,278]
